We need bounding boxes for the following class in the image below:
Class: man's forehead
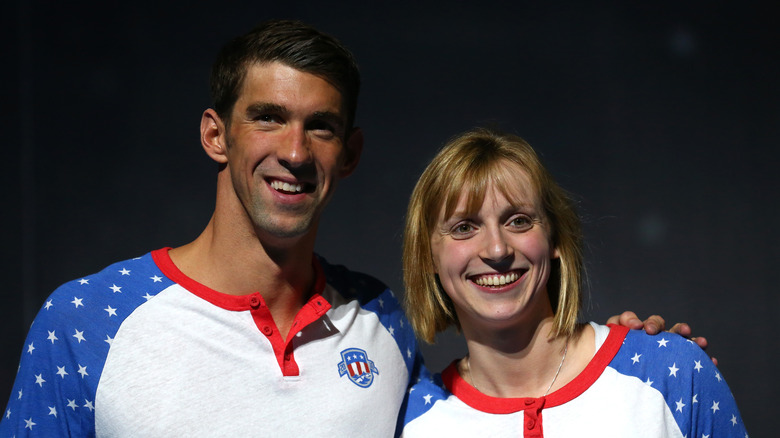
[236,61,346,113]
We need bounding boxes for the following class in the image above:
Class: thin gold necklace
[467,340,568,397]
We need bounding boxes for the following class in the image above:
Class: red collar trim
[442,324,629,413]
[150,247,329,312]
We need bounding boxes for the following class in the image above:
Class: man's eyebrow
[245,102,287,118]
[310,111,346,131]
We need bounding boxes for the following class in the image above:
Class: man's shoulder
[39,250,175,326]
[316,255,390,305]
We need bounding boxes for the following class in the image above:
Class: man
[0,20,690,436]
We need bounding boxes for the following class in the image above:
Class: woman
[400,128,746,437]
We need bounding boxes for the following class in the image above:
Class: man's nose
[278,126,312,168]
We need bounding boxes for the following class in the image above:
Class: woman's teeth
[474,272,519,287]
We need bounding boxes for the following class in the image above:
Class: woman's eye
[449,223,476,239]
[509,215,533,231]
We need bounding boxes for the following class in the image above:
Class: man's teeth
[270,180,303,193]
[474,272,519,287]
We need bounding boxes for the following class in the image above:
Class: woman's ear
[201,108,229,164]
[552,247,561,259]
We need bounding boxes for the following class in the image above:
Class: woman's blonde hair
[403,128,583,343]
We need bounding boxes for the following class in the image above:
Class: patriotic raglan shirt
[402,323,748,438]
[1,248,421,437]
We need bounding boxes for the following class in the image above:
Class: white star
[400,319,405,328]
[644,377,653,386]
[17,390,22,400]
[77,364,88,378]
[109,284,122,293]
[694,360,703,372]
[668,363,679,377]
[423,394,433,405]
[692,394,698,404]
[4,409,9,419]
[657,338,669,347]
[24,417,35,430]
[56,366,68,378]
[26,343,35,354]
[78,278,89,285]
[71,297,84,308]
[378,298,384,308]
[48,406,57,417]
[105,335,114,346]
[675,398,686,412]
[711,401,720,413]
[388,325,395,336]
[715,372,722,382]
[150,275,163,282]
[84,400,95,412]
[631,353,641,364]
[47,331,58,343]
[104,305,117,317]
[34,374,45,387]
[731,414,737,426]
[143,293,154,301]
[73,329,86,343]
[44,300,53,310]
[703,435,710,438]
[407,348,412,358]
[119,268,131,275]
[67,399,78,410]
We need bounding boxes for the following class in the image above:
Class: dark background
[3,1,777,435]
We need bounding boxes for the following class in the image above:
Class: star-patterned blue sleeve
[0,252,173,437]
[611,330,748,437]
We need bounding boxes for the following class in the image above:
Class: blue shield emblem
[338,348,378,388]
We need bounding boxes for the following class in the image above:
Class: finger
[668,323,692,337]
[642,314,665,334]
[691,336,708,350]
[616,311,644,329]
[711,357,719,366]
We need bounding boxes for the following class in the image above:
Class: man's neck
[168,212,317,341]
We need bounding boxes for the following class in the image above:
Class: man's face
[221,61,359,242]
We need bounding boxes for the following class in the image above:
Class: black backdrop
[3,1,777,434]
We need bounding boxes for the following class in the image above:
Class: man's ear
[339,127,364,178]
[201,108,228,164]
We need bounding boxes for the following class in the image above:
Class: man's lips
[469,269,526,287]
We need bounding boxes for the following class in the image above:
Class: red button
[249,296,261,308]
[524,399,535,405]
[262,326,273,336]
[284,353,291,361]
[526,419,535,429]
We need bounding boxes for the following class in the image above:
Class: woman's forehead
[440,163,541,219]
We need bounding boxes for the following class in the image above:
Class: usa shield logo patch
[338,348,378,388]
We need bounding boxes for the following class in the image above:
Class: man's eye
[309,120,333,131]
[308,121,337,138]
[256,114,281,123]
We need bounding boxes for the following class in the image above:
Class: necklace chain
[467,340,568,397]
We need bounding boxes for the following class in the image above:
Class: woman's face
[430,165,558,332]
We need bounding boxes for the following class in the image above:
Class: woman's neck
[460,319,592,398]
